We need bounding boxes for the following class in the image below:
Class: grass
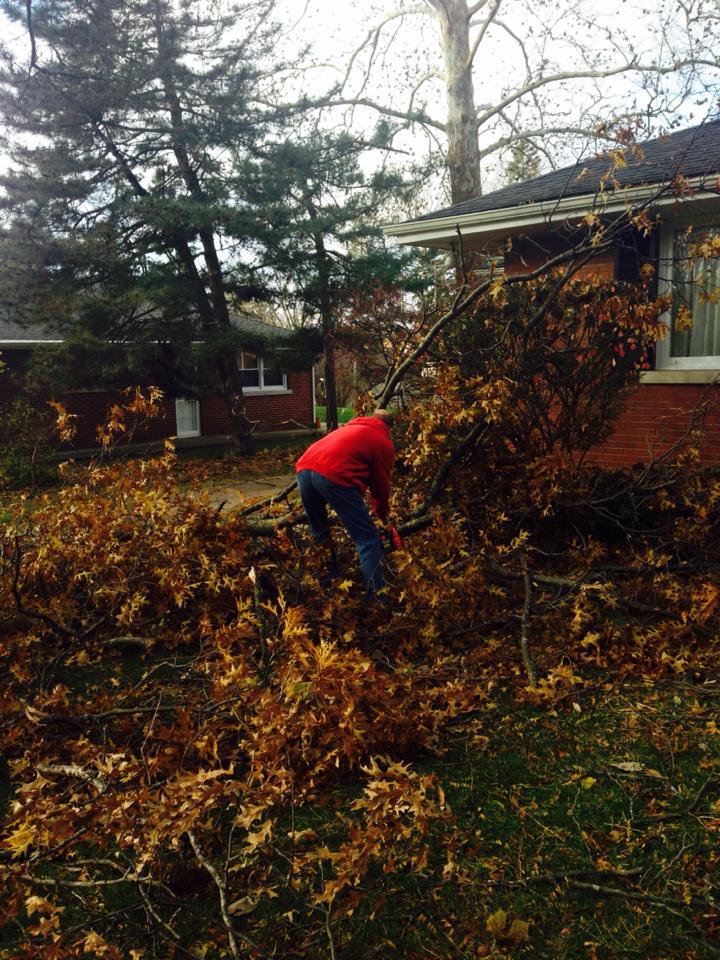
[316,404,355,424]
[285,680,720,959]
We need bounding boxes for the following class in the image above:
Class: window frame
[237,350,288,393]
[655,213,720,371]
[175,397,201,438]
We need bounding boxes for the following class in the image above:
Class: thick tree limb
[239,479,299,517]
[377,231,621,410]
[25,0,37,69]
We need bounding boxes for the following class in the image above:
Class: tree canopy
[0,0,295,451]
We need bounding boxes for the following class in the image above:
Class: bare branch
[477,126,597,161]
[187,830,267,959]
[475,59,720,129]
[338,6,428,96]
[36,763,109,794]
[303,95,446,131]
[466,0,502,71]
[467,0,495,16]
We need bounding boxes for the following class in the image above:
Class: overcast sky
[0,0,716,201]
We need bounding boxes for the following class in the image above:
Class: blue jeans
[297,470,383,595]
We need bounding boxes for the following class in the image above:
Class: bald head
[372,408,395,429]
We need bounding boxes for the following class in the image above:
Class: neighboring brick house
[384,119,720,468]
[0,313,316,451]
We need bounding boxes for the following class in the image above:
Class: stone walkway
[205,473,296,513]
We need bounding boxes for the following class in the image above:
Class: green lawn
[316,404,355,424]
[273,680,720,959]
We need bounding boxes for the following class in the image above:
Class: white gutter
[383,177,720,248]
[0,339,64,344]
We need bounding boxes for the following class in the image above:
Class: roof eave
[0,339,64,345]
[383,177,720,248]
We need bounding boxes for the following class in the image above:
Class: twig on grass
[100,635,149,650]
[567,877,705,908]
[567,879,720,947]
[187,830,267,960]
[633,776,720,824]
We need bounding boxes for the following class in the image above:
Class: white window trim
[175,397,201,438]
[238,352,290,393]
[655,214,720,372]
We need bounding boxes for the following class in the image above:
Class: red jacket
[296,417,395,520]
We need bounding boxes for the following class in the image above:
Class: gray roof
[413,117,720,224]
[0,317,60,343]
[229,313,294,340]
[0,310,293,346]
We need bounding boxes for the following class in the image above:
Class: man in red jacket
[296,409,395,597]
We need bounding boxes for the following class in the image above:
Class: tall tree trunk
[305,194,339,432]
[154,0,254,454]
[428,0,484,280]
[435,0,482,206]
[323,329,339,433]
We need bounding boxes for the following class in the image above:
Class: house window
[657,222,720,369]
[238,350,287,391]
[175,398,200,437]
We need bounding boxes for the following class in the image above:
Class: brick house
[0,313,316,451]
[384,119,720,467]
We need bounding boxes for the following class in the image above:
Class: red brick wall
[60,392,174,448]
[2,346,315,449]
[504,239,617,280]
[0,349,32,401]
[60,371,314,447]
[199,370,315,435]
[502,233,720,468]
[585,383,720,468]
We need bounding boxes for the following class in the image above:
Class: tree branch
[475,59,720,130]
[187,830,267,959]
[466,0,502,71]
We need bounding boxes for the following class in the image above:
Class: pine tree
[242,127,424,430]
[0,0,284,453]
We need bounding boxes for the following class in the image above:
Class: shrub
[0,400,59,489]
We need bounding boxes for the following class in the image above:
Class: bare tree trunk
[433,0,482,205]
[305,194,339,432]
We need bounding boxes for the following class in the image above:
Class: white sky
[276,0,718,200]
[0,0,716,207]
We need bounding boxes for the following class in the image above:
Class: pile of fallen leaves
[1,366,720,957]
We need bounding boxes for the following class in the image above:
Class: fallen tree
[2,190,720,956]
